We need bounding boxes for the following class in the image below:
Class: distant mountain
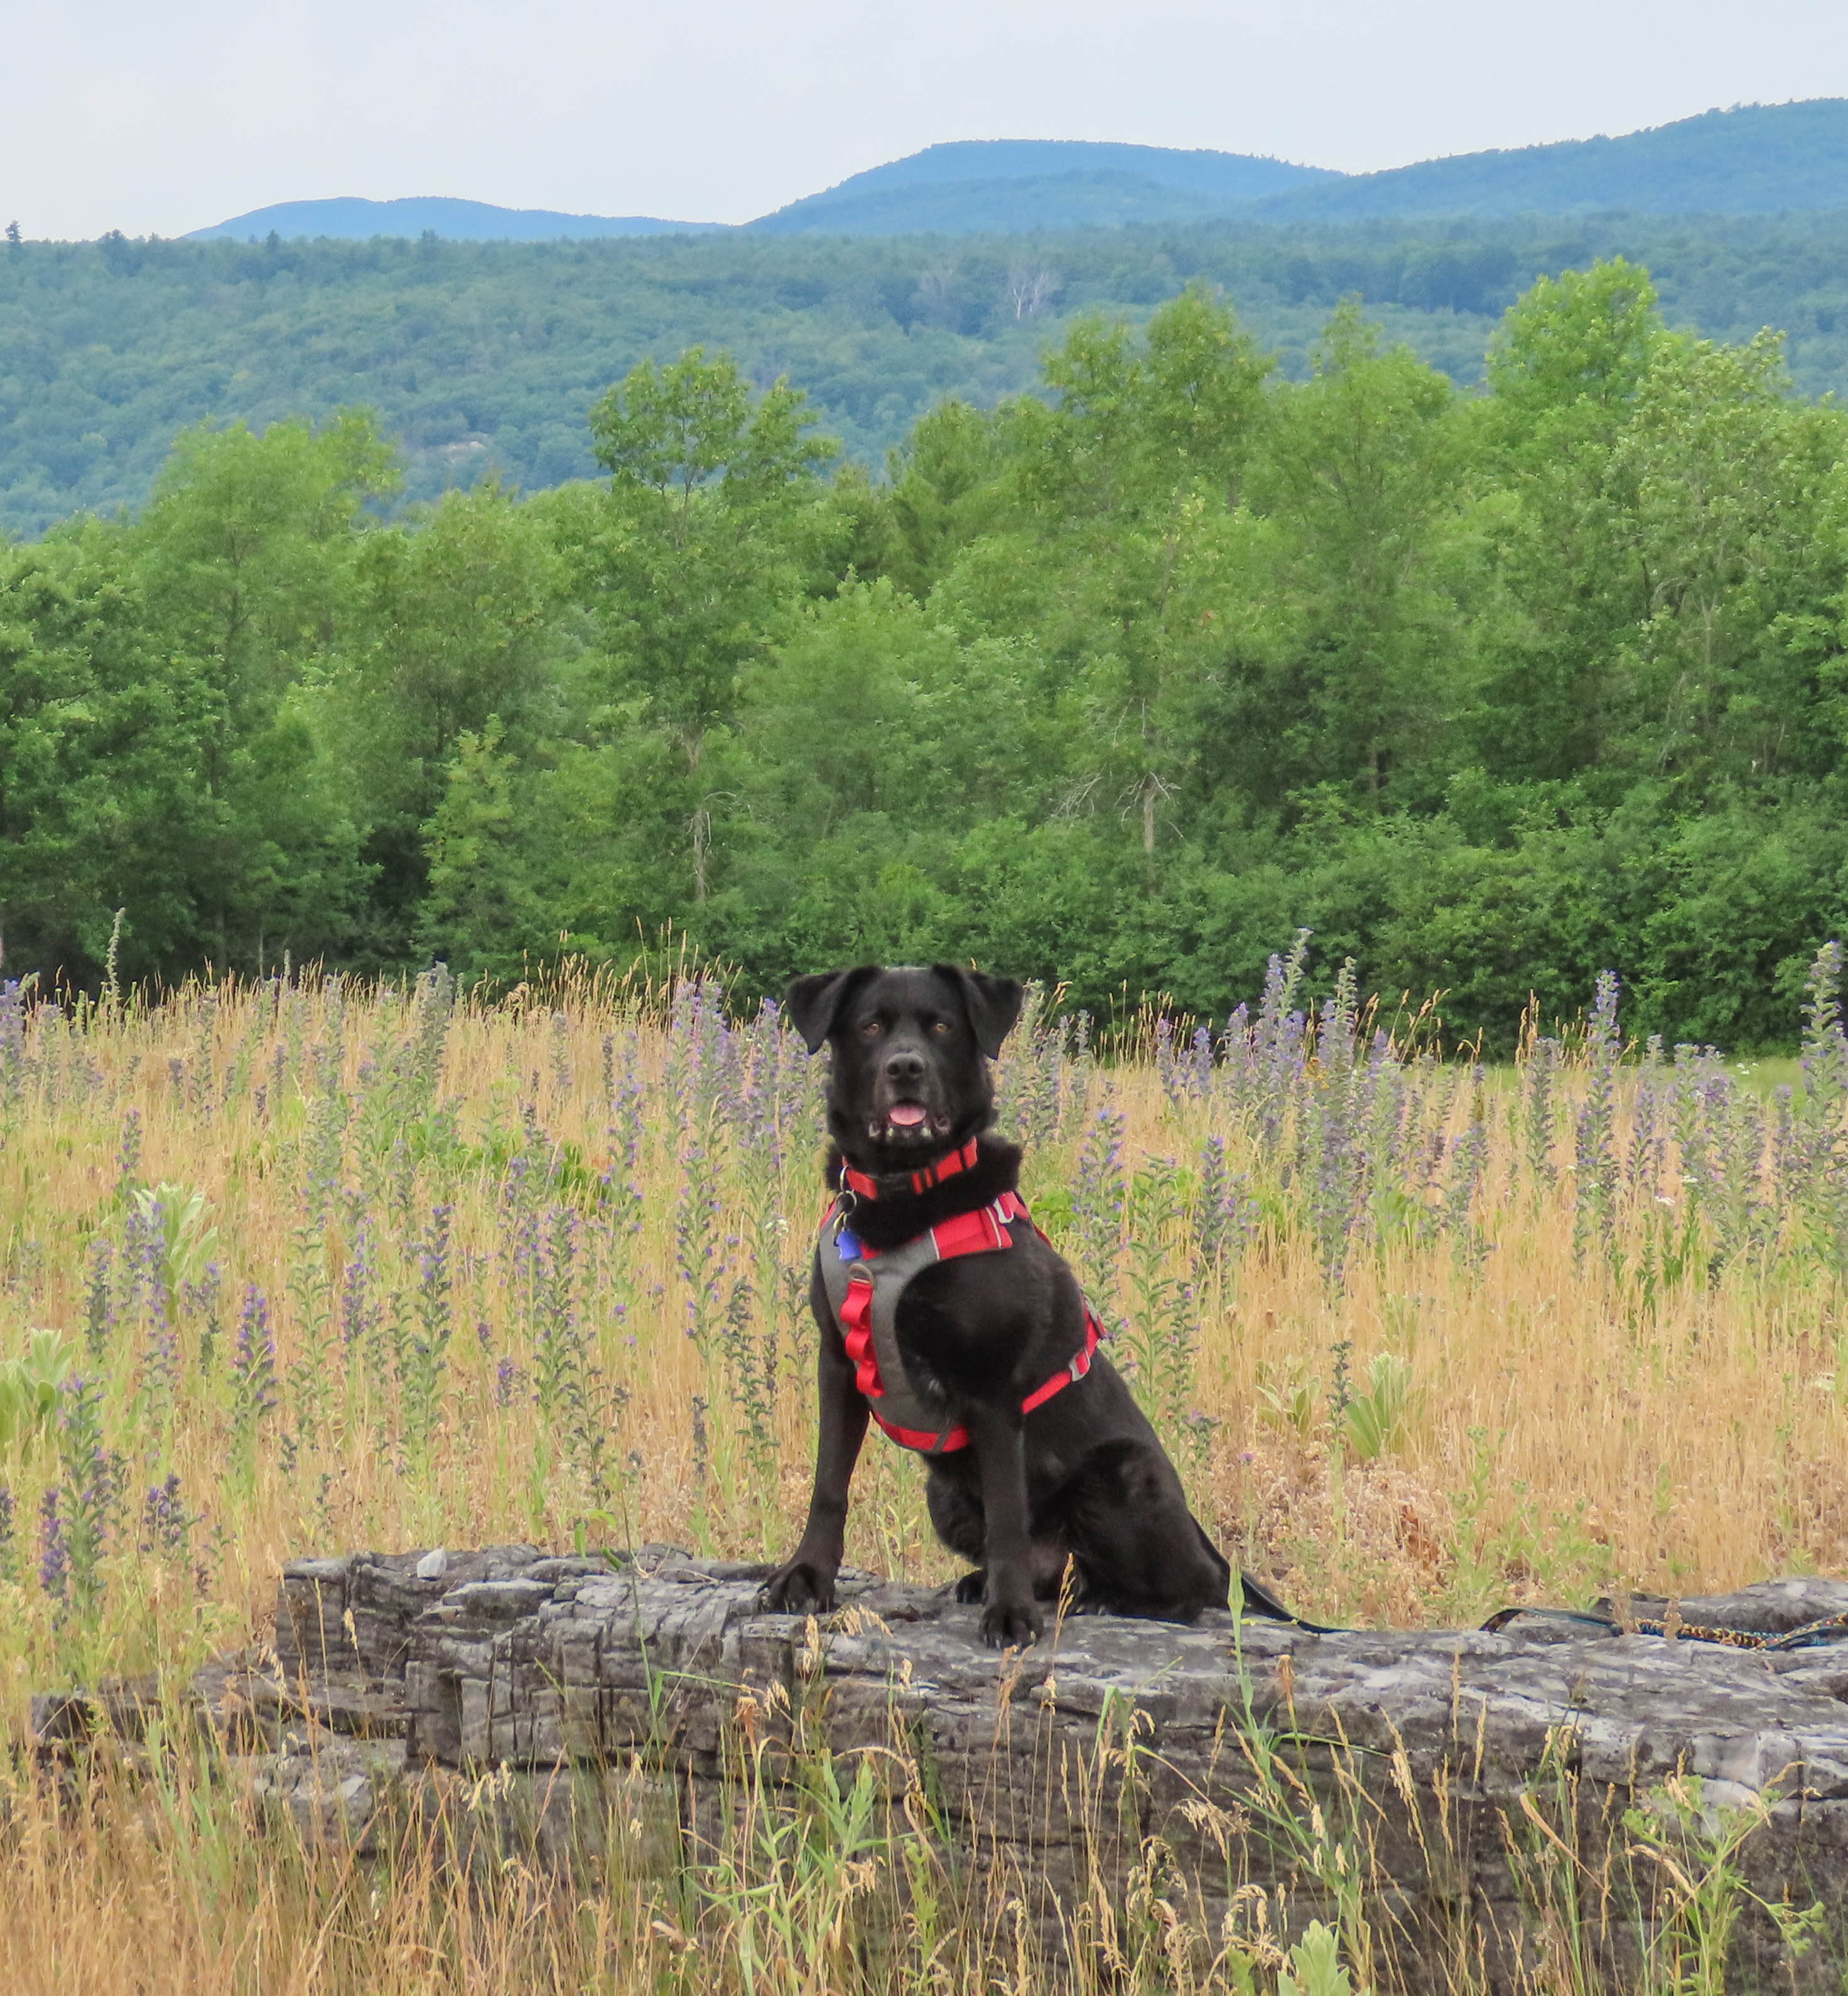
[1252,100,1848,222]
[759,107,1848,237]
[178,102,1848,247]
[748,140,1336,234]
[182,146,1338,244]
[186,196,721,242]
[747,170,1283,235]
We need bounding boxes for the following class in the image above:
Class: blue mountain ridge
[777,138,1337,198]
[185,196,722,242]
[183,102,1848,244]
[1250,100,1848,222]
[745,169,1298,237]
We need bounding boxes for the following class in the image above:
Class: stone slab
[38,1548,1848,1990]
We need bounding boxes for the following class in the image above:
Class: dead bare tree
[1003,262,1062,321]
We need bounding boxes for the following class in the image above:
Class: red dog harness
[819,1141,1101,1455]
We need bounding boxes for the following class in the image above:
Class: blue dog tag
[836,1225,865,1263]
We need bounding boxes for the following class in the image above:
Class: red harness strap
[840,1137,981,1204]
[831,1186,1102,1455]
[1022,1311,1101,1414]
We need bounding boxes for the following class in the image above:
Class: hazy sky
[11,1,1848,240]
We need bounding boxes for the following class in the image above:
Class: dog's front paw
[760,1557,838,1614]
[980,1594,1042,1649]
[953,1568,986,1604]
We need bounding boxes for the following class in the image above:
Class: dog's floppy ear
[933,965,1025,1060]
[785,966,879,1055]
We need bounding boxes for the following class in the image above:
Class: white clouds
[6,0,1848,239]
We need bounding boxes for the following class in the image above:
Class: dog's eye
[930,1020,951,1037]
[860,1019,883,1039]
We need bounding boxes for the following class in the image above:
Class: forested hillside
[1255,99,1848,222]
[10,214,1848,537]
[758,102,1848,233]
[750,139,1337,234]
[185,104,1848,247]
[5,262,1845,1050]
[197,143,1336,242]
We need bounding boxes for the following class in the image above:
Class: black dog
[760,963,1233,1647]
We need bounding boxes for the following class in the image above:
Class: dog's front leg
[761,1319,868,1614]
[965,1405,1042,1647]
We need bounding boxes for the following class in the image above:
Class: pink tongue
[888,1104,927,1128]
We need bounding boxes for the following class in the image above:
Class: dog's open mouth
[870,1102,950,1145]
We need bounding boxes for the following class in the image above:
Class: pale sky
[10,0,1848,241]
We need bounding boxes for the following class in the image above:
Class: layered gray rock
[40,1549,1848,1988]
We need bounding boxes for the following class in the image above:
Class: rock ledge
[37,1549,1848,1990]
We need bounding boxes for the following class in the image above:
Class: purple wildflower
[188,1260,224,1376]
[38,1489,69,1602]
[140,1474,189,1560]
[83,1233,116,1364]
[0,979,23,1106]
[1071,1104,1127,1312]
[231,1285,279,1446]
[340,1211,377,1351]
[54,1373,121,1622]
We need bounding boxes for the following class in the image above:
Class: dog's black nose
[884,1049,926,1086]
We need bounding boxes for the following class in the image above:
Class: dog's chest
[818,1209,1017,1450]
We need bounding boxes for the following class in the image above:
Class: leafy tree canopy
[7,268,1848,1055]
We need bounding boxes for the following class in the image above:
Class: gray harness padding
[818,1207,1007,1452]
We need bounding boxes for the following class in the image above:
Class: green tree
[126,411,397,968]
[1599,332,1846,784]
[881,399,1009,600]
[1485,257,1660,449]
[134,412,396,786]
[415,720,556,978]
[335,483,566,958]
[1034,289,1274,856]
[937,287,1273,858]
[1234,303,1464,810]
[0,524,208,980]
[1470,261,1668,779]
[575,348,838,904]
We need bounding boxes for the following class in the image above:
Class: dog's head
[786,964,1025,1172]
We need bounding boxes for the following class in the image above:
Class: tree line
[4,260,1846,1049]
[11,213,1848,537]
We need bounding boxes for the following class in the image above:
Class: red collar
[841,1137,981,1202]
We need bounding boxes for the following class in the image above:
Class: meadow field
[1,940,1846,1993]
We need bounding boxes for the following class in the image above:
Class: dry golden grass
[0,968,1843,1688]
[0,1740,684,1996]
[0,963,1843,1993]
